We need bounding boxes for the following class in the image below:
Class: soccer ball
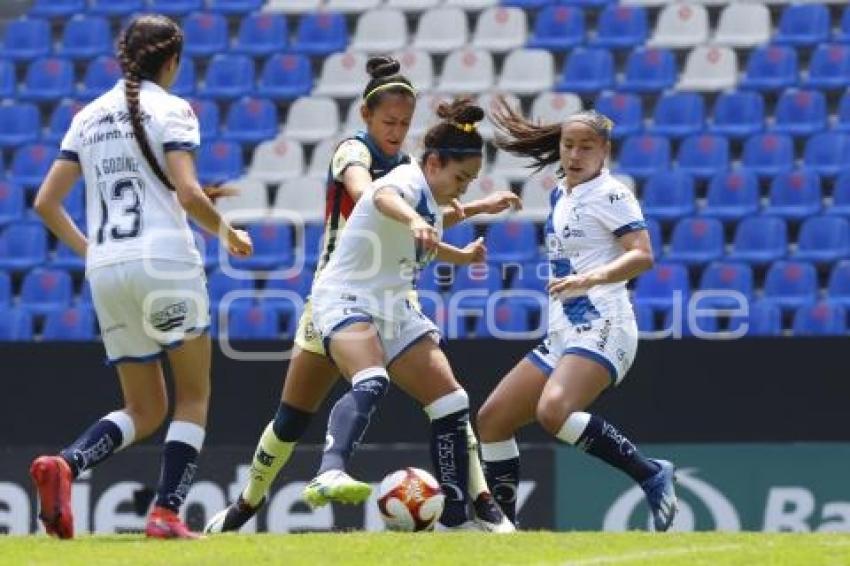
[377,467,445,532]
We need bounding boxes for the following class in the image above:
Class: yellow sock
[465,421,489,499]
[241,422,294,506]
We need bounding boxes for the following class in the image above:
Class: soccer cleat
[302,470,372,509]
[204,495,264,534]
[434,519,486,532]
[640,459,678,532]
[145,506,201,539]
[30,455,74,539]
[472,493,516,533]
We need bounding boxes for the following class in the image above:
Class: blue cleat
[640,459,678,532]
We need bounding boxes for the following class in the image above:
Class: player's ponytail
[362,55,415,111]
[117,15,184,192]
[421,96,485,165]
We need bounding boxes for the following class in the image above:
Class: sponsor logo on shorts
[596,319,612,351]
[150,301,188,332]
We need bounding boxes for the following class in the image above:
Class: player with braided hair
[29,14,252,539]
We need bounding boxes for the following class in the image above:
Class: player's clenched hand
[226,228,253,257]
[480,191,522,214]
[547,274,592,298]
[409,217,439,254]
[459,237,487,264]
[203,184,239,203]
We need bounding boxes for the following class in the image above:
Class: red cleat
[145,506,201,539]
[29,455,74,539]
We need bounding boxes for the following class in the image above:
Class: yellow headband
[452,122,477,133]
[364,81,416,101]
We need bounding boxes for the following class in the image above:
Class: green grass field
[2,532,849,566]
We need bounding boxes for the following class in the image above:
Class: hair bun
[435,96,485,125]
[366,56,401,79]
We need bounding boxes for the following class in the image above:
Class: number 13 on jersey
[96,177,145,244]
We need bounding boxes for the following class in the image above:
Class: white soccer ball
[377,467,445,532]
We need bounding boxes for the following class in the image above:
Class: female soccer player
[29,15,252,540]
[476,102,678,531]
[207,60,518,533]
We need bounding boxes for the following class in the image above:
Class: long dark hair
[117,15,184,191]
[362,55,415,111]
[421,97,484,166]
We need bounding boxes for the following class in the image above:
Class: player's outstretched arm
[373,186,439,255]
[34,160,87,258]
[436,237,487,265]
[443,190,522,228]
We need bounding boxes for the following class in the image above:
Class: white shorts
[312,290,440,366]
[89,260,210,365]
[526,316,638,386]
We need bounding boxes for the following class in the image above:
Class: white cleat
[434,520,487,532]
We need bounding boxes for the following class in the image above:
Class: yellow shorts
[294,291,423,357]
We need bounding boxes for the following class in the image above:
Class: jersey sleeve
[372,166,419,206]
[331,139,373,181]
[162,98,200,152]
[58,113,83,163]
[595,186,647,237]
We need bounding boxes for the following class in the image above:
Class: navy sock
[430,409,470,527]
[483,457,520,524]
[317,368,389,475]
[154,421,205,513]
[60,413,132,477]
[559,412,658,484]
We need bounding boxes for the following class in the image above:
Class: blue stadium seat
[207,268,255,307]
[591,5,647,49]
[196,141,244,185]
[699,262,754,309]
[61,181,85,224]
[828,172,850,217]
[207,0,263,14]
[732,300,783,337]
[773,89,827,137]
[0,307,33,341]
[475,301,533,338]
[0,18,51,61]
[564,0,616,7]
[620,47,675,93]
[0,59,14,99]
[634,302,654,333]
[665,217,724,265]
[633,263,689,310]
[261,268,314,307]
[223,97,278,144]
[188,98,220,140]
[192,229,220,270]
[0,270,9,307]
[593,91,642,139]
[775,4,830,46]
[803,132,850,177]
[20,267,74,316]
[763,260,817,310]
[709,91,764,139]
[835,90,850,133]
[52,241,85,272]
[258,54,313,100]
[77,280,92,308]
[793,301,846,337]
[79,56,123,100]
[701,170,760,221]
[663,304,719,338]
[416,262,448,294]
[641,171,696,221]
[503,0,553,7]
[9,144,58,193]
[232,223,293,270]
[728,216,788,265]
[828,260,850,307]
[556,47,614,93]
[764,169,822,219]
[741,45,798,91]
[171,57,197,97]
[795,216,850,264]
[442,223,475,250]
[648,92,704,139]
[291,12,348,56]
[0,102,40,148]
[805,44,850,90]
[0,222,47,272]
[677,134,729,180]
[616,135,670,179]
[645,217,662,259]
[30,0,85,17]
[527,5,584,52]
[57,15,112,60]
[183,12,229,58]
[201,54,256,100]
[837,7,850,43]
[42,306,96,341]
[485,220,538,263]
[510,261,548,295]
[45,100,84,144]
[304,222,324,266]
[226,303,278,340]
[0,180,24,227]
[21,57,75,101]
[233,13,288,56]
[452,264,503,310]
[146,0,204,16]
[742,133,794,178]
[89,0,144,16]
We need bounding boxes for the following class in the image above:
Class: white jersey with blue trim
[59,80,202,273]
[546,169,646,332]
[312,162,443,320]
